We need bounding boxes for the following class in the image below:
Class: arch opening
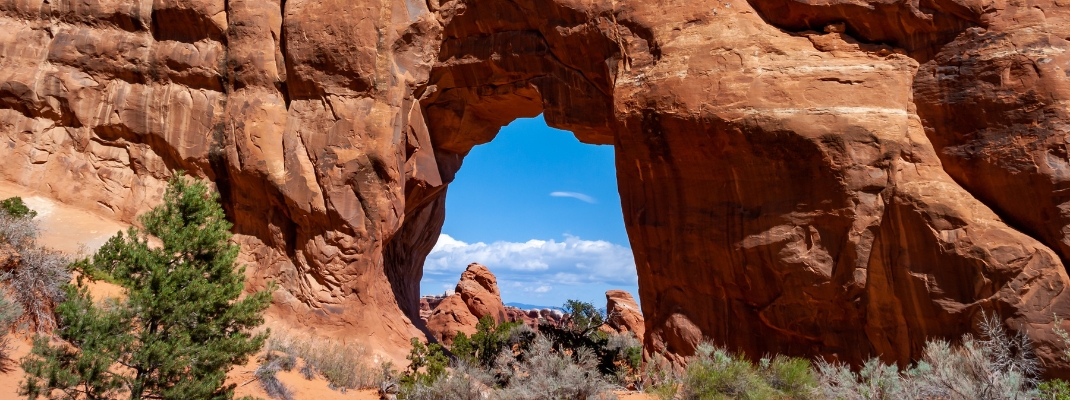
[419,115,637,309]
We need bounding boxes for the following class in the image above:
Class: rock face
[425,294,479,345]
[3,0,1070,373]
[602,290,645,342]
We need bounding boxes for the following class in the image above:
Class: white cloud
[550,191,596,204]
[423,234,637,288]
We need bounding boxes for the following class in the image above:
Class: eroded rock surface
[425,263,507,343]
[425,294,479,345]
[455,263,507,323]
[2,0,1070,373]
[602,290,645,342]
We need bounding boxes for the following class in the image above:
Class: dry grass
[265,331,383,391]
[256,352,297,400]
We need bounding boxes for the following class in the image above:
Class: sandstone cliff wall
[2,0,1069,372]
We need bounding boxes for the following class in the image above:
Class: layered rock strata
[2,0,1070,373]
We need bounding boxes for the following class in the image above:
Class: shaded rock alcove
[2,0,1070,375]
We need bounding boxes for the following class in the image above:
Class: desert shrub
[266,330,382,390]
[1054,315,1070,363]
[815,357,911,400]
[0,291,22,372]
[815,313,1040,400]
[1040,379,1070,400]
[452,316,526,367]
[678,342,778,400]
[399,361,491,400]
[300,362,315,380]
[494,335,618,400]
[401,337,448,389]
[0,201,68,332]
[2,246,68,331]
[607,331,643,368]
[0,197,36,219]
[540,299,640,377]
[760,355,817,399]
[0,290,20,331]
[605,331,644,387]
[256,352,296,400]
[0,206,37,245]
[643,351,680,399]
[671,342,817,400]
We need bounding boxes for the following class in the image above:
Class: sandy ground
[0,180,128,255]
[229,356,380,400]
[0,335,32,397]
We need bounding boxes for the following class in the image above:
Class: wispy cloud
[422,234,637,302]
[550,191,596,204]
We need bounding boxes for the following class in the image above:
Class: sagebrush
[265,330,384,390]
[0,200,69,332]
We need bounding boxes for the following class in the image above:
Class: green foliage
[760,355,816,399]
[644,351,680,399]
[680,343,773,400]
[677,343,816,400]
[401,337,448,390]
[451,316,524,368]
[814,313,1041,399]
[540,299,637,378]
[493,335,617,399]
[0,291,22,372]
[1041,379,1070,400]
[397,362,490,400]
[563,299,604,335]
[0,290,21,331]
[19,173,272,400]
[0,196,37,219]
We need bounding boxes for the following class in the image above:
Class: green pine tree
[19,173,272,400]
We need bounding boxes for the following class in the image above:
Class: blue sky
[420,116,639,308]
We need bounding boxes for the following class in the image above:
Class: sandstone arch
[2,0,1070,375]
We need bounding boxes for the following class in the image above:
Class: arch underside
[1,0,1069,373]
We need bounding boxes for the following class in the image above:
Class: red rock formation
[455,263,507,323]
[602,290,645,342]
[424,263,507,343]
[419,294,447,322]
[425,295,479,345]
[3,0,1070,374]
[503,307,533,327]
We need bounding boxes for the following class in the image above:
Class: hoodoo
[2,0,1069,373]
